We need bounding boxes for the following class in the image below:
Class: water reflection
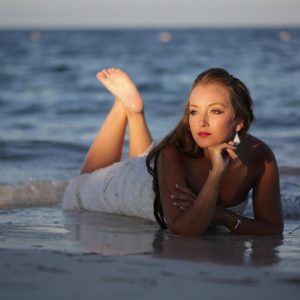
[63,211,156,255]
[153,230,283,267]
[0,208,284,268]
[63,211,283,267]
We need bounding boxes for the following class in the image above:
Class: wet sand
[1,207,300,299]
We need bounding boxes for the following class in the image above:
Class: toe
[103,68,110,77]
[96,71,106,80]
[107,68,115,74]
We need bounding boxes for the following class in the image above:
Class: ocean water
[0,28,300,221]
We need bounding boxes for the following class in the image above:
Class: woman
[63,67,283,236]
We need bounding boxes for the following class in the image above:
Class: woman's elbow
[263,221,284,235]
[273,223,284,235]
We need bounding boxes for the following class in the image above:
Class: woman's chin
[196,139,216,148]
[195,137,230,149]
[196,142,212,149]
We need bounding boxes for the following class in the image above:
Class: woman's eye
[211,109,223,114]
[189,110,197,116]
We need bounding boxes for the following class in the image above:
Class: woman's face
[188,83,242,148]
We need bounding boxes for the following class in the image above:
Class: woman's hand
[171,184,196,211]
[207,142,238,174]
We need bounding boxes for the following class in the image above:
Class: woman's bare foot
[96,68,144,113]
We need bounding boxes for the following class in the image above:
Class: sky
[0,0,299,28]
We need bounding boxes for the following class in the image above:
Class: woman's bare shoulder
[158,144,186,169]
[243,134,277,163]
[159,144,181,159]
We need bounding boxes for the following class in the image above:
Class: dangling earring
[233,132,241,147]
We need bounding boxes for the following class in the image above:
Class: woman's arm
[216,207,283,235]
[217,147,283,235]
[158,144,234,236]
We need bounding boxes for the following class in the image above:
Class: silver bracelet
[234,219,242,231]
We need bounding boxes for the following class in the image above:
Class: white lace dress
[62,156,156,222]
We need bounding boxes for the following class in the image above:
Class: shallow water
[0,206,299,272]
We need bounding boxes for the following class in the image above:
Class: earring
[233,132,241,147]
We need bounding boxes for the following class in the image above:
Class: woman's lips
[198,131,212,137]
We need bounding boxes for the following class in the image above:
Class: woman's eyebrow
[189,102,226,108]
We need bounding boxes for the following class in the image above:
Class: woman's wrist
[219,208,243,233]
[208,168,223,180]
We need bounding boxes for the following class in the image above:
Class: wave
[0,179,299,220]
[279,166,300,176]
[0,140,86,161]
[9,103,45,115]
[0,180,67,209]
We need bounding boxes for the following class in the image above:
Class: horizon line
[1,24,300,30]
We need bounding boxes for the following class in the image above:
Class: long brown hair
[146,68,254,228]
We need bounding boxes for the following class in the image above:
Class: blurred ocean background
[0,28,299,219]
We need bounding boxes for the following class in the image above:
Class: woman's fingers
[226,147,238,160]
[173,200,192,211]
[214,142,237,152]
[175,184,196,197]
[171,193,193,201]
[208,142,239,172]
[172,184,196,210]
[226,141,238,160]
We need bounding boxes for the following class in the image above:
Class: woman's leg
[126,109,153,158]
[96,68,153,158]
[80,99,127,174]
[81,68,153,174]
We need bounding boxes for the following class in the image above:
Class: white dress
[62,156,156,222]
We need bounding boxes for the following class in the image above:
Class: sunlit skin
[188,84,242,167]
[189,84,239,148]
[81,68,283,236]
[80,68,152,174]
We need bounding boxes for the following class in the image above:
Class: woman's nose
[198,114,208,126]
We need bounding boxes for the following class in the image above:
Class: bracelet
[234,219,242,231]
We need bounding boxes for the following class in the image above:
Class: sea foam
[0,180,67,209]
